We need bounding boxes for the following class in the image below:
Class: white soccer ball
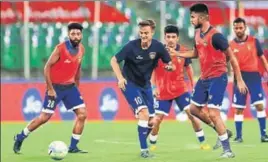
[48,141,68,160]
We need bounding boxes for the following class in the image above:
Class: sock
[257,110,267,137]
[138,120,149,151]
[195,129,205,143]
[219,132,231,152]
[17,128,30,141]
[234,114,244,138]
[149,134,158,144]
[70,134,81,149]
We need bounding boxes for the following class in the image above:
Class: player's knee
[235,108,244,115]
[138,108,149,121]
[77,112,87,121]
[186,110,195,121]
[208,109,220,122]
[255,104,264,111]
[154,115,163,125]
[39,113,52,124]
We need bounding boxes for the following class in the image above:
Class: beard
[70,39,81,47]
[236,32,245,39]
[194,23,202,29]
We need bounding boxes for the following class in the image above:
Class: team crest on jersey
[233,49,239,53]
[247,45,251,50]
[149,52,156,59]
[203,40,208,46]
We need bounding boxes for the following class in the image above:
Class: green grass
[1,121,267,162]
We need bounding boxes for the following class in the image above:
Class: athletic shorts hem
[207,104,221,110]
[232,103,246,108]
[155,110,169,116]
[191,100,205,107]
[41,108,54,114]
[251,100,264,106]
[70,103,86,111]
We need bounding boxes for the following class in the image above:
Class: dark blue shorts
[121,81,155,117]
[191,73,228,109]
[232,72,264,108]
[154,92,191,116]
[42,84,85,114]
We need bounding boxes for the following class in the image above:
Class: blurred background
[1,1,267,122]
[1,1,267,80]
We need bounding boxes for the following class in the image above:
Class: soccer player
[149,24,210,151]
[110,19,174,158]
[175,3,248,158]
[230,17,268,143]
[13,23,88,154]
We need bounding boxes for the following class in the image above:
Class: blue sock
[219,133,231,152]
[257,110,267,137]
[16,128,30,141]
[234,114,243,138]
[196,129,205,143]
[70,134,81,149]
[138,120,149,150]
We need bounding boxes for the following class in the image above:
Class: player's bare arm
[224,47,248,94]
[170,48,198,58]
[150,70,159,97]
[260,55,268,72]
[185,64,194,90]
[110,56,127,90]
[75,64,81,87]
[44,46,60,97]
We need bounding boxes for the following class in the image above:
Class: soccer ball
[48,141,68,160]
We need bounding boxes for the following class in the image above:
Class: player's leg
[13,91,61,154]
[121,82,152,158]
[248,74,268,142]
[149,99,172,150]
[175,93,210,150]
[62,85,87,153]
[232,82,247,142]
[190,79,216,128]
[208,73,234,158]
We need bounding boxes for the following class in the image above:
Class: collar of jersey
[234,35,248,43]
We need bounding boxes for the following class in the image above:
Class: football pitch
[1,121,267,162]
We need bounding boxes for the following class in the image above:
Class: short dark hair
[164,25,179,36]
[138,19,156,30]
[233,17,246,25]
[68,22,83,31]
[189,3,209,15]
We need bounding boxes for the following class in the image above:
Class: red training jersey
[50,42,84,85]
[195,28,227,79]
[154,45,189,100]
[230,35,259,72]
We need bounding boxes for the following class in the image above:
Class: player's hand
[47,88,57,98]
[237,79,248,94]
[164,64,175,71]
[166,47,177,56]
[118,77,127,91]
[153,88,160,98]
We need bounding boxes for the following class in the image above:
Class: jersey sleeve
[212,33,229,52]
[184,58,192,67]
[255,38,263,56]
[115,42,131,63]
[159,43,171,63]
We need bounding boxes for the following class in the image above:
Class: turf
[1,120,267,162]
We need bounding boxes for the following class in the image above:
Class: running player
[230,17,268,143]
[175,3,248,158]
[149,24,210,151]
[110,19,174,158]
[13,23,88,154]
